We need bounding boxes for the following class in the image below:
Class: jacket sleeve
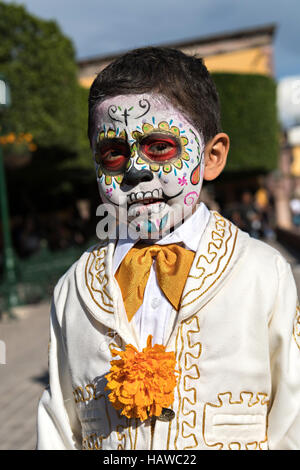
[36,296,81,450]
[267,256,300,449]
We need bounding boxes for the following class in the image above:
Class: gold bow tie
[115,243,195,321]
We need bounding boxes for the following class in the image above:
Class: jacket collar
[178,211,248,321]
[75,211,249,343]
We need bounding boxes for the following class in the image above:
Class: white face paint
[92,93,205,239]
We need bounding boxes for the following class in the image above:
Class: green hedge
[211,73,279,172]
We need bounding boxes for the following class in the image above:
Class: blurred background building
[277,76,300,231]
[78,23,275,86]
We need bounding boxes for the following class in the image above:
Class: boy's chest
[67,213,276,449]
[66,284,272,450]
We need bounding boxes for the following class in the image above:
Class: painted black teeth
[128,198,164,207]
[127,188,184,206]
[127,189,163,206]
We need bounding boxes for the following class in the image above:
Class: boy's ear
[203,133,230,181]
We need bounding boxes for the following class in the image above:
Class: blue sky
[3,0,300,80]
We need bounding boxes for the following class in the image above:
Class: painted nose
[120,166,153,191]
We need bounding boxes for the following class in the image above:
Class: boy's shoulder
[246,235,282,258]
[53,239,111,303]
[208,210,290,274]
[246,235,290,272]
[50,238,119,328]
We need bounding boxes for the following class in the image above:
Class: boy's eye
[140,134,180,162]
[95,139,130,172]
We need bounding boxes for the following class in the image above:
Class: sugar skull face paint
[92,93,205,238]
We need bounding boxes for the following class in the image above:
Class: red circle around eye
[142,137,178,162]
[102,154,127,171]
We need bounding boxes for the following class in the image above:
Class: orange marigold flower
[29,143,37,152]
[24,133,33,143]
[6,133,15,143]
[105,335,178,421]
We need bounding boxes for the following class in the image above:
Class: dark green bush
[212,73,279,172]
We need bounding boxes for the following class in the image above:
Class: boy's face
[91,93,205,238]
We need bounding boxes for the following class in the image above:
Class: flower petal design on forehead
[131,121,190,175]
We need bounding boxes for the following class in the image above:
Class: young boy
[37,47,300,450]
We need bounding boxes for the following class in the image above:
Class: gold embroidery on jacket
[166,326,181,450]
[73,384,109,404]
[82,432,104,450]
[82,331,138,450]
[85,245,114,314]
[180,212,238,309]
[81,414,134,449]
[293,304,300,350]
[173,314,202,450]
[82,420,137,450]
[202,391,269,450]
[77,390,136,449]
[75,384,137,449]
[128,418,138,450]
[116,424,127,450]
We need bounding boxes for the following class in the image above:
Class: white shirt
[113,203,210,348]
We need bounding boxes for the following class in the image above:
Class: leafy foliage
[0,1,95,212]
[212,73,279,172]
[60,85,92,171]
[0,1,80,151]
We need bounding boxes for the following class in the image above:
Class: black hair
[88,46,221,144]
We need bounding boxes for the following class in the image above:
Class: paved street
[0,302,50,450]
[0,240,299,450]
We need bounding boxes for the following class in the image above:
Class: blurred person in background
[290,191,300,229]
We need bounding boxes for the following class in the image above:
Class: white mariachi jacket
[37,211,300,450]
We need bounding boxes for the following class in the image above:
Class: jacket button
[157,408,175,422]
[151,298,160,309]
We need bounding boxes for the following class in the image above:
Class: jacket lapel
[76,211,249,346]
[178,211,249,322]
[75,239,138,345]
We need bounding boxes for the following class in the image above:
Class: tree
[0,1,80,151]
[0,2,96,214]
